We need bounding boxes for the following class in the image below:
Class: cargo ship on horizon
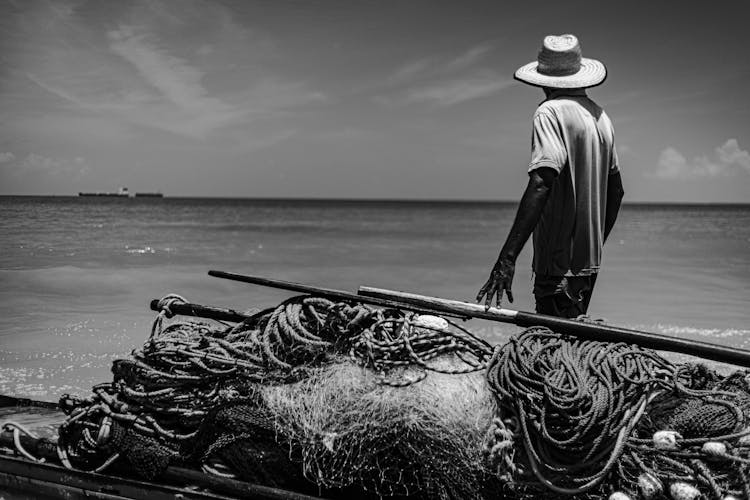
[78,187,163,198]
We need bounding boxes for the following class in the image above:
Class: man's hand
[476,258,515,309]
[476,167,555,310]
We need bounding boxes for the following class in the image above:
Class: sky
[1,0,749,202]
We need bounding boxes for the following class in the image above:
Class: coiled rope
[485,327,675,495]
[485,327,750,499]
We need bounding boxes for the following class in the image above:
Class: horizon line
[0,194,748,206]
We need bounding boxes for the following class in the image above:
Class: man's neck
[545,88,588,100]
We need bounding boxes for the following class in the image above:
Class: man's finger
[484,286,496,309]
[475,281,489,303]
[495,290,503,308]
[485,294,493,310]
[507,289,514,304]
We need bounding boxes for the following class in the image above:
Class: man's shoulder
[538,96,610,125]
[535,99,558,114]
[533,101,558,121]
[542,94,601,109]
[534,96,587,116]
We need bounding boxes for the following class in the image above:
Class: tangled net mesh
[52,294,750,499]
[264,358,495,498]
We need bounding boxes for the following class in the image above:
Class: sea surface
[1,196,749,401]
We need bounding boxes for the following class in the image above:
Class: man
[476,34,624,318]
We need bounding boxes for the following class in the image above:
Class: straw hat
[515,34,606,89]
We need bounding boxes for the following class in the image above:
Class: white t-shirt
[528,89,619,276]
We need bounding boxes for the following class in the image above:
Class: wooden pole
[149,299,252,323]
[358,286,750,368]
[207,270,469,319]
[0,394,58,410]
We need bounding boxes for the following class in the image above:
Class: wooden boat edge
[0,396,326,500]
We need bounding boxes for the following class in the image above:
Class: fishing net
[56,294,494,499]
[263,357,496,499]
[52,294,750,499]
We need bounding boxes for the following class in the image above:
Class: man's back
[529,89,619,277]
[476,34,624,317]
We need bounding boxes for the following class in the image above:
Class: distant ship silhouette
[78,187,163,198]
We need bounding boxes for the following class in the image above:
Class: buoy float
[413,315,450,331]
[669,481,701,500]
[608,492,632,500]
[637,472,663,499]
[653,430,681,450]
[701,441,727,457]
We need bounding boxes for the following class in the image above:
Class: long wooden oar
[358,286,750,368]
[207,270,469,319]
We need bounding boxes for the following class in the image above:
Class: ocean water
[1,196,748,401]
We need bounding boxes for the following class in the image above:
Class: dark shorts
[533,274,598,319]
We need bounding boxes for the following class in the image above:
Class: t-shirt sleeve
[610,143,620,174]
[528,110,567,173]
[605,112,620,174]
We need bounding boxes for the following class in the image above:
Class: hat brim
[514,57,607,89]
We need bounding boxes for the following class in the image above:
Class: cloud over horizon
[652,139,750,179]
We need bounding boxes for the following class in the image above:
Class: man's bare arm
[603,171,624,243]
[476,167,557,307]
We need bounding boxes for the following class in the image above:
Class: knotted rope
[485,327,750,499]
[485,327,675,495]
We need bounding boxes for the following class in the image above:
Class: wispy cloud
[13,1,324,141]
[1,153,89,179]
[386,59,434,86]
[442,43,494,72]
[386,43,494,84]
[23,23,324,139]
[102,24,322,138]
[651,139,750,179]
[26,73,89,108]
[377,43,510,107]
[0,152,15,163]
[400,75,512,107]
[108,26,225,114]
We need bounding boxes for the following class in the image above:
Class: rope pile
[351,311,491,386]
[619,365,750,500]
[7,292,747,499]
[484,327,750,499]
[55,294,494,498]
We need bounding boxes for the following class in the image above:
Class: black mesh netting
[108,420,179,479]
[191,400,308,490]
